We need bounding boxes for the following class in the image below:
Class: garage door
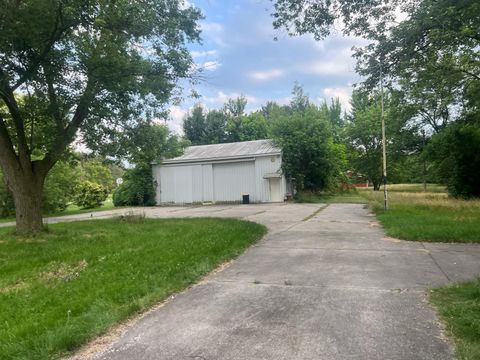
[213,161,256,202]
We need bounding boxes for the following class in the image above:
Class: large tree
[0,0,202,233]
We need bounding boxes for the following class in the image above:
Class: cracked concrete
[59,202,479,360]
[11,203,477,359]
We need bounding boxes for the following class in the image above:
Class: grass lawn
[360,189,480,242]
[295,190,367,204]
[374,183,447,193]
[0,218,266,359]
[430,280,480,360]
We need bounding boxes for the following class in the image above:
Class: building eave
[153,152,281,166]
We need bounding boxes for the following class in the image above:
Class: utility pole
[422,129,427,192]
[380,64,388,210]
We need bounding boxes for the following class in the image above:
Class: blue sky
[167,0,366,133]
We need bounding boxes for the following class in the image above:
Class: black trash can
[242,194,250,204]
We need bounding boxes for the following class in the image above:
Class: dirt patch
[0,280,29,294]
[369,221,381,228]
[41,259,88,283]
[16,238,47,243]
[381,236,402,242]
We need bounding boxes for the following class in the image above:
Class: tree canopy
[0,0,203,233]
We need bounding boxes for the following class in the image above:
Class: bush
[427,121,480,198]
[43,161,81,213]
[270,106,346,191]
[73,181,109,209]
[80,160,115,191]
[113,165,156,206]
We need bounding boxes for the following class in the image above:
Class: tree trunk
[10,174,45,235]
[372,181,380,191]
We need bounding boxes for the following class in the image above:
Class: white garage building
[153,139,288,205]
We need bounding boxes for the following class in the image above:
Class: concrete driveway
[56,202,479,360]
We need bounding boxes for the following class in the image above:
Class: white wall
[213,161,256,202]
[254,155,287,202]
[153,155,286,204]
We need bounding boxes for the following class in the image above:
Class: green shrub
[427,121,480,198]
[43,161,81,213]
[73,181,108,209]
[113,165,156,206]
[80,160,115,191]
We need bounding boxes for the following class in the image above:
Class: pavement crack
[422,243,452,282]
[302,204,328,221]
[209,279,426,292]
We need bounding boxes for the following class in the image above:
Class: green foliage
[204,110,228,144]
[181,84,348,192]
[1,158,117,217]
[238,112,268,141]
[0,218,266,359]
[430,280,480,360]
[426,121,480,198]
[183,104,207,145]
[183,98,268,145]
[43,161,82,213]
[361,190,480,242]
[1,160,81,216]
[271,0,401,40]
[0,0,202,231]
[73,181,108,209]
[79,159,114,191]
[113,165,156,206]
[270,104,346,191]
[346,90,422,189]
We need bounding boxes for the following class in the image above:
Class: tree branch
[36,78,96,177]
[0,113,20,179]
[12,2,73,91]
[0,69,30,167]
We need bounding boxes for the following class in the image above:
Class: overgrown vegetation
[430,280,480,360]
[360,189,480,242]
[113,165,157,207]
[270,0,480,199]
[0,218,266,359]
[295,189,366,204]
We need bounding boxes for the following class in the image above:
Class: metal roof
[160,139,280,164]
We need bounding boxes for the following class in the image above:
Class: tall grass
[359,188,480,242]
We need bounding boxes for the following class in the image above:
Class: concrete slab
[97,282,453,360]
[20,202,479,359]
[213,246,449,289]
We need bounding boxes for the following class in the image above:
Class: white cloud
[320,87,352,112]
[202,60,221,71]
[200,22,225,46]
[301,60,352,76]
[166,105,188,134]
[203,91,258,106]
[191,50,218,58]
[248,69,285,81]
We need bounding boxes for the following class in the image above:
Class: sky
[167,0,367,134]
